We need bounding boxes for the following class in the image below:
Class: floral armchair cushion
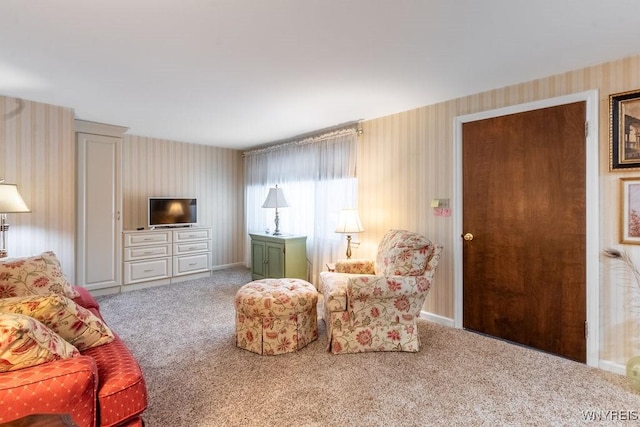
[0,294,114,351]
[0,312,79,372]
[0,252,79,299]
[374,230,434,276]
[334,259,375,274]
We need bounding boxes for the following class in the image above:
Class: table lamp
[262,185,289,236]
[335,208,364,259]
[0,182,31,258]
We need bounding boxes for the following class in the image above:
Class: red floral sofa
[0,252,147,426]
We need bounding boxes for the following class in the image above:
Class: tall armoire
[75,120,127,294]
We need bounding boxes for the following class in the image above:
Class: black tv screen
[148,197,198,228]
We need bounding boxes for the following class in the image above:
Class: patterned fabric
[0,355,98,426]
[82,335,148,427]
[0,251,79,299]
[320,230,442,354]
[0,294,114,351]
[235,278,318,355]
[334,259,375,275]
[0,313,79,372]
[374,229,434,276]
[331,275,431,353]
[319,270,352,347]
[0,282,147,426]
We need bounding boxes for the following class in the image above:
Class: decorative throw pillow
[0,251,79,299]
[0,294,114,351]
[0,312,79,372]
[375,230,434,276]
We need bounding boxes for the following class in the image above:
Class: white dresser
[123,227,212,290]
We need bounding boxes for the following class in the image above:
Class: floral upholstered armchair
[319,229,442,354]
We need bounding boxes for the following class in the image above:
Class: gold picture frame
[620,177,640,244]
[610,89,640,170]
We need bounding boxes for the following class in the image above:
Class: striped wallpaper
[358,54,640,368]
[0,97,76,278]
[121,135,244,267]
[3,53,640,369]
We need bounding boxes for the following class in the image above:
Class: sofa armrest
[0,356,98,427]
[72,286,100,310]
[335,259,375,274]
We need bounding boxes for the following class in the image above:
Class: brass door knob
[463,233,474,241]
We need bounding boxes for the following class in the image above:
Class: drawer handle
[143,238,155,241]
[188,247,198,250]
[144,269,154,272]
[189,262,197,266]
[143,251,154,255]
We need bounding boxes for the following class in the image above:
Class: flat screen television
[148,197,198,228]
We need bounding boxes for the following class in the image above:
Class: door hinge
[585,320,588,339]
[585,121,589,138]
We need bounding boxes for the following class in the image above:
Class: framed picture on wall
[610,89,640,170]
[620,177,640,244]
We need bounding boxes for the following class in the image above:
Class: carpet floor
[97,266,640,426]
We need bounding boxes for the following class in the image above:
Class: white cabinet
[123,227,212,290]
[172,228,212,276]
[75,120,128,294]
[123,230,172,285]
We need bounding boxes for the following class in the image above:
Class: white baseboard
[211,262,245,271]
[420,310,454,327]
[599,360,626,376]
[88,286,121,297]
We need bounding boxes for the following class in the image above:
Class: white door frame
[452,90,599,367]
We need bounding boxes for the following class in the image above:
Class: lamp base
[345,235,353,259]
[0,215,7,258]
[273,208,282,236]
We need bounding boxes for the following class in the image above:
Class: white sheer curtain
[244,129,358,286]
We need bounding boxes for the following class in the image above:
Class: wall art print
[610,89,640,170]
[621,177,640,244]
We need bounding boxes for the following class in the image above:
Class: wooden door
[462,102,586,363]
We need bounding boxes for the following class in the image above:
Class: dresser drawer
[173,240,211,255]
[124,231,172,247]
[124,258,171,284]
[173,228,211,243]
[173,253,210,276]
[124,244,172,261]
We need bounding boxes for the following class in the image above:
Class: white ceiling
[2,0,640,150]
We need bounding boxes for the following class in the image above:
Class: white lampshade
[335,209,364,234]
[0,184,30,213]
[262,186,289,208]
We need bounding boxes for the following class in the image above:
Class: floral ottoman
[235,278,318,355]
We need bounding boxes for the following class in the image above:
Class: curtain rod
[243,121,363,157]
